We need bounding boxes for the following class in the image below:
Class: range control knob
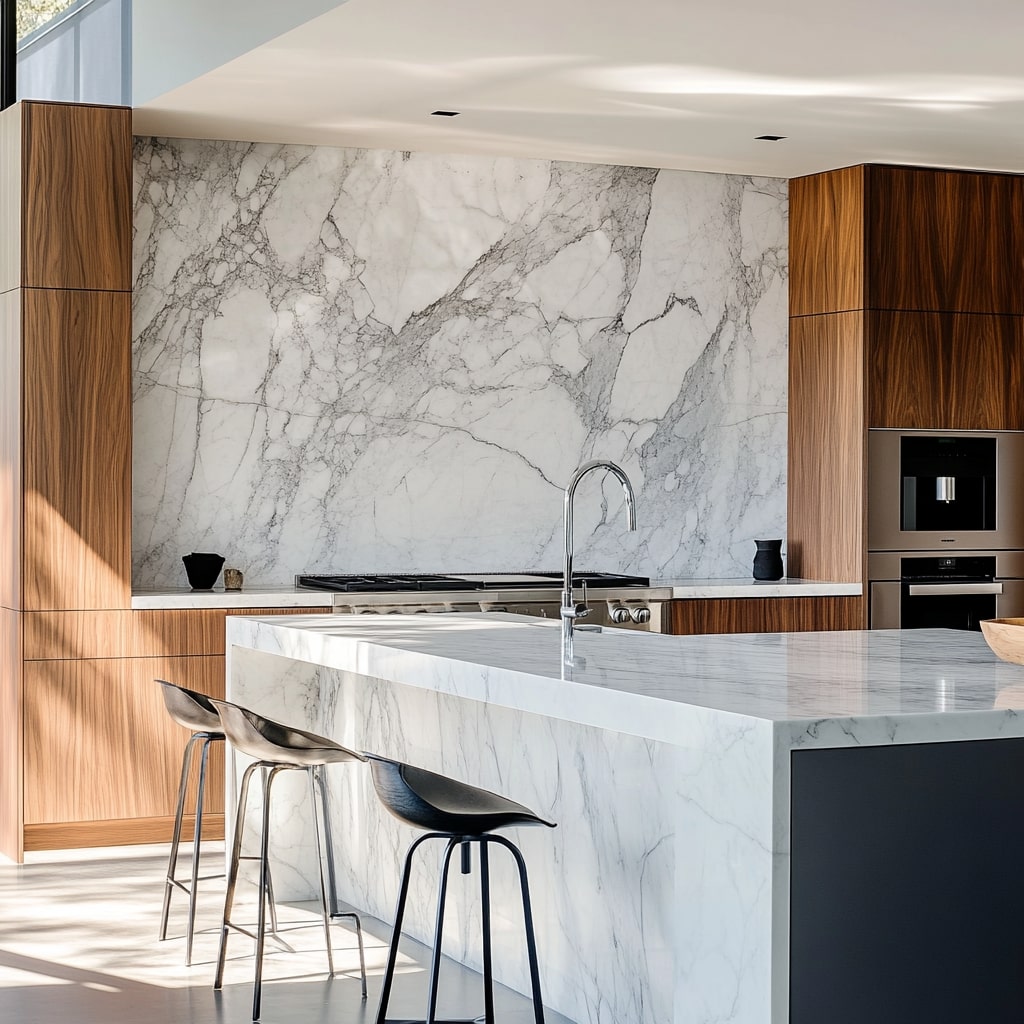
[629,605,651,625]
[609,603,632,624]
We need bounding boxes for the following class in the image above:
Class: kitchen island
[225,614,1024,1024]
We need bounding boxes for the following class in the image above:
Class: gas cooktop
[295,571,650,593]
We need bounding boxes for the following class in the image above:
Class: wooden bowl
[981,618,1024,665]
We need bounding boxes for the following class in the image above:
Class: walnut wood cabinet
[788,163,1024,622]
[664,597,864,636]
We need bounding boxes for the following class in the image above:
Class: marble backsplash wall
[132,138,787,587]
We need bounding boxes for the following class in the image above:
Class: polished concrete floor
[0,843,569,1024]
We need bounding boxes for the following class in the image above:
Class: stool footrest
[383,1019,483,1023]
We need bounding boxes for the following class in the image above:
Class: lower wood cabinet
[16,605,329,854]
[23,654,226,832]
[665,596,865,635]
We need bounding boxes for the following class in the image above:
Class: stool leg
[494,835,546,1024]
[252,764,284,1022]
[374,832,436,1024]
[214,760,260,991]
[307,767,335,978]
[184,735,215,966]
[479,839,495,1024]
[313,765,367,998]
[261,766,280,936]
[425,837,461,1024]
[160,732,201,942]
[313,766,340,916]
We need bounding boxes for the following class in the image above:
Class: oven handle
[906,582,1004,596]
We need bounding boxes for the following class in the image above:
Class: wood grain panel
[22,288,131,611]
[23,606,331,660]
[0,289,20,611]
[867,310,1024,430]
[24,655,227,824]
[665,596,865,635]
[25,813,224,851]
[867,165,1024,314]
[0,103,21,294]
[787,312,867,586]
[0,609,23,862]
[21,102,131,292]
[789,165,865,317]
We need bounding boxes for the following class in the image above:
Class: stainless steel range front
[295,572,671,632]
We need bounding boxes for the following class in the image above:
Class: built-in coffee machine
[868,430,1024,630]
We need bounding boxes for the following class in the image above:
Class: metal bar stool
[366,754,556,1024]
[210,698,368,1021]
[156,679,227,966]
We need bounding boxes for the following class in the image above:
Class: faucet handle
[581,578,588,609]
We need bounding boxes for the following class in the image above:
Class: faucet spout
[561,460,638,664]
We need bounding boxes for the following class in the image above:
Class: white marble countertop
[226,613,1024,746]
[131,586,334,609]
[655,577,861,598]
[132,577,860,609]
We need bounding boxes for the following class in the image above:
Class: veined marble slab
[132,139,788,589]
[225,615,1024,1024]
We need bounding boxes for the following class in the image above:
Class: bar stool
[156,679,226,966]
[210,698,368,1022]
[366,754,556,1024]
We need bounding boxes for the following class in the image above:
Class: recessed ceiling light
[431,110,460,117]
[755,135,787,141]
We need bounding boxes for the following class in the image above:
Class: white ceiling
[132,0,1024,178]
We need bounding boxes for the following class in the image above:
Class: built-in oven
[868,429,1024,552]
[868,551,1024,630]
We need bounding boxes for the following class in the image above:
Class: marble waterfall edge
[132,140,787,587]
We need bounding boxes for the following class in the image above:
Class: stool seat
[212,700,364,767]
[158,679,223,734]
[366,754,555,834]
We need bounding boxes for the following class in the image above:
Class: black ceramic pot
[182,552,225,590]
[752,539,784,581]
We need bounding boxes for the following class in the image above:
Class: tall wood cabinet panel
[866,166,1024,315]
[20,102,132,292]
[789,165,865,316]
[868,311,1024,430]
[22,289,132,610]
[0,289,20,610]
[787,312,866,587]
[0,101,133,862]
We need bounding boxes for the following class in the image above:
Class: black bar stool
[366,754,556,1024]
[156,679,226,966]
[210,698,367,1021]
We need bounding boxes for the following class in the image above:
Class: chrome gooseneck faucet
[561,460,637,663]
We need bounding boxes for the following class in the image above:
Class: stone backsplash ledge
[132,139,787,588]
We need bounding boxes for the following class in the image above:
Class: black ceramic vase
[752,539,784,581]
[182,552,225,590]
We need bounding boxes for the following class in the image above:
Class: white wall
[132,137,788,588]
